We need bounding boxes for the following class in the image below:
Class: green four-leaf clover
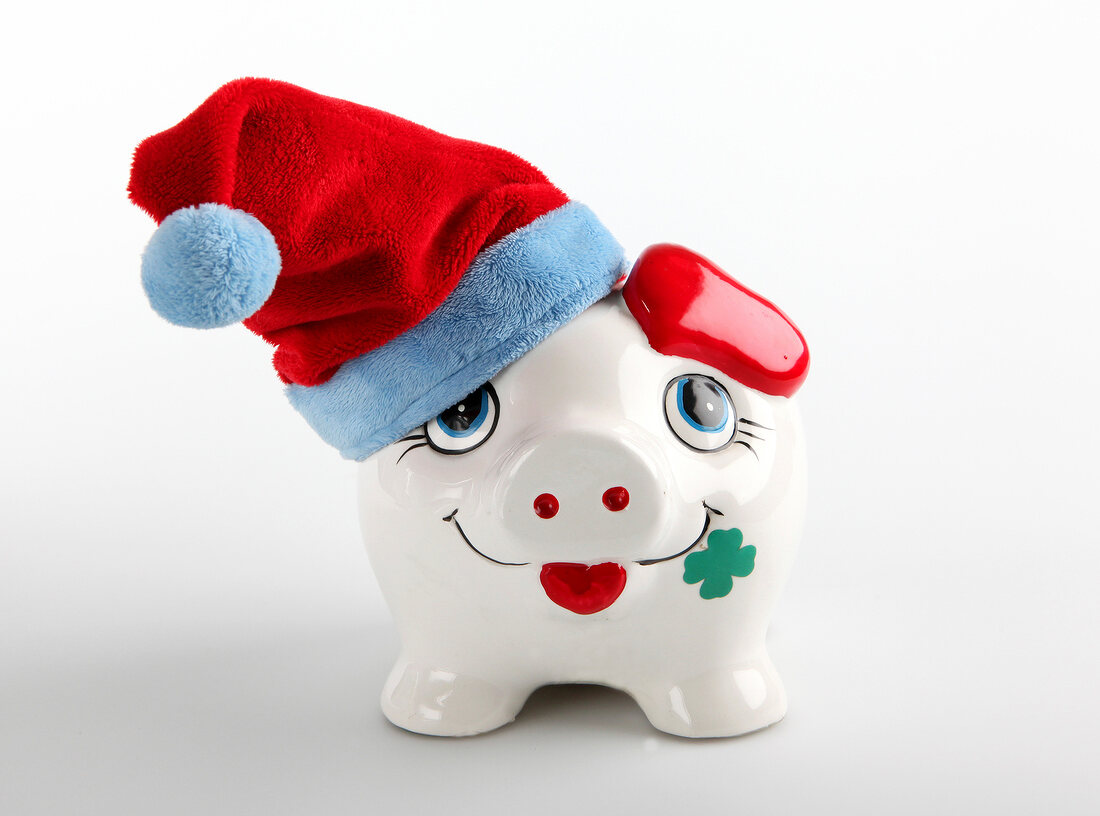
[683,527,756,599]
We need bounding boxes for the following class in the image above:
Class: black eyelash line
[733,417,769,459]
[732,440,759,459]
[396,441,429,464]
[737,418,773,430]
[397,433,426,442]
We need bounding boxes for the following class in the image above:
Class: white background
[2,1,1098,813]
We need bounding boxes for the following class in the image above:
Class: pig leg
[380,657,533,737]
[627,651,787,738]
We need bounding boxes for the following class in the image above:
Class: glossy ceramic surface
[358,291,807,738]
[624,244,809,398]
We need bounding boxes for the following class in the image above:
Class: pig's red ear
[622,244,809,397]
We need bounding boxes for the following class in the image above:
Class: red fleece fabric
[129,79,569,386]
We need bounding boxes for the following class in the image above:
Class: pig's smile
[442,509,530,567]
[441,503,722,613]
[635,503,720,565]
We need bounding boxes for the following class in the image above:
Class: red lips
[540,562,627,615]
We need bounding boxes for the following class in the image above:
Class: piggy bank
[129,80,809,739]
[361,244,807,738]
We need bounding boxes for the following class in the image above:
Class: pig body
[359,295,806,738]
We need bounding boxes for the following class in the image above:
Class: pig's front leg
[380,656,535,737]
[626,650,787,738]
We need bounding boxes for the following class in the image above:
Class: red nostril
[602,486,630,512]
[533,493,559,519]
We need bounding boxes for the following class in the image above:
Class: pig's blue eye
[425,383,499,454]
[676,377,728,432]
[664,375,737,452]
[437,387,489,437]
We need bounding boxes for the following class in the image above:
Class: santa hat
[129,79,625,460]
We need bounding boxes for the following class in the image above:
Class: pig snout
[495,428,672,561]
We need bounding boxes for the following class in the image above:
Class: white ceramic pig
[360,245,808,738]
[127,81,809,740]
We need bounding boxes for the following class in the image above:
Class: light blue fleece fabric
[141,204,281,328]
[286,202,626,460]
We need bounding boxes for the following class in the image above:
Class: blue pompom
[141,204,281,329]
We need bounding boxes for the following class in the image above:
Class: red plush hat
[130,78,580,386]
[130,79,626,458]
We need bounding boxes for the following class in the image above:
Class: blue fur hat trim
[286,202,626,460]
